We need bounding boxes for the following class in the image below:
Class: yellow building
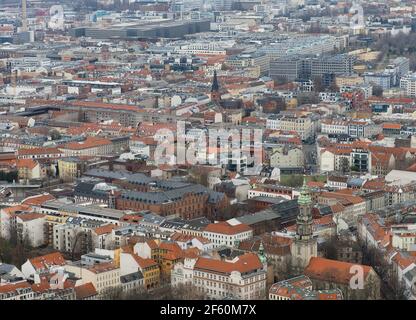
[65,262,121,296]
[58,158,84,182]
[45,214,68,246]
[335,75,364,87]
[286,98,297,109]
[135,256,160,289]
[17,159,40,181]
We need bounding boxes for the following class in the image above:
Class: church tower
[291,177,317,273]
[210,70,221,102]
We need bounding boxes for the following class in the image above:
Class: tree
[279,175,304,187]
[320,237,338,260]
[297,92,320,106]
[0,222,33,268]
[373,85,383,97]
[350,165,360,172]
[274,257,296,282]
[0,171,18,182]
[101,286,123,300]
[121,283,206,300]
[217,203,246,220]
[71,229,91,261]
[312,76,325,92]
[49,129,62,140]
[188,168,209,187]
[339,157,350,174]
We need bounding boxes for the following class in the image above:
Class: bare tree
[71,229,92,261]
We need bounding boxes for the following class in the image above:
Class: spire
[297,176,312,206]
[211,70,219,92]
[258,241,266,265]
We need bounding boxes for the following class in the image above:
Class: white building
[321,119,349,135]
[65,262,121,295]
[202,221,253,248]
[400,72,416,97]
[171,253,267,299]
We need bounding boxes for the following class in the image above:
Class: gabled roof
[87,262,118,274]
[75,282,98,299]
[16,213,45,222]
[0,281,32,294]
[93,223,116,236]
[132,254,158,270]
[204,221,252,235]
[16,159,38,169]
[29,252,66,271]
[22,193,55,206]
[304,257,373,285]
[194,253,262,275]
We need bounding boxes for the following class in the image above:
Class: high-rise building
[270,54,355,82]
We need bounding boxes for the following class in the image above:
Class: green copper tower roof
[258,241,267,264]
[297,177,312,206]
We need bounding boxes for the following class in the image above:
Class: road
[303,143,318,174]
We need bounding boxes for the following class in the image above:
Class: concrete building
[268,145,304,169]
[202,221,253,248]
[171,253,267,299]
[304,257,381,300]
[400,72,416,97]
[270,54,355,82]
[71,20,211,40]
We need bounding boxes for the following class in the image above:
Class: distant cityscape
[1,0,416,301]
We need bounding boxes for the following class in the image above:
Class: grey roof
[160,218,187,229]
[250,196,288,204]
[84,168,131,180]
[74,181,109,199]
[183,217,211,230]
[42,200,127,220]
[238,199,299,225]
[120,271,144,284]
[140,213,166,225]
[0,263,17,275]
[404,266,416,283]
[81,253,112,261]
[236,210,281,225]
[85,169,201,192]
[347,177,365,187]
[120,183,217,204]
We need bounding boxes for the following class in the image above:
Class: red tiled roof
[29,252,66,270]
[195,253,262,274]
[204,221,252,235]
[16,213,45,222]
[382,123,402,130]
[22,193,55,206]
[75,282,98,299]
[16,159,38,169]
[132,254,158,270]
[17,147,62,156]
[94,223,116,235]
[0,281,31,294]
[87,262,118,274]
[304,257,373,285]
[62,137,112,150]
[320,191,364,205]
[1,204,33,215]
